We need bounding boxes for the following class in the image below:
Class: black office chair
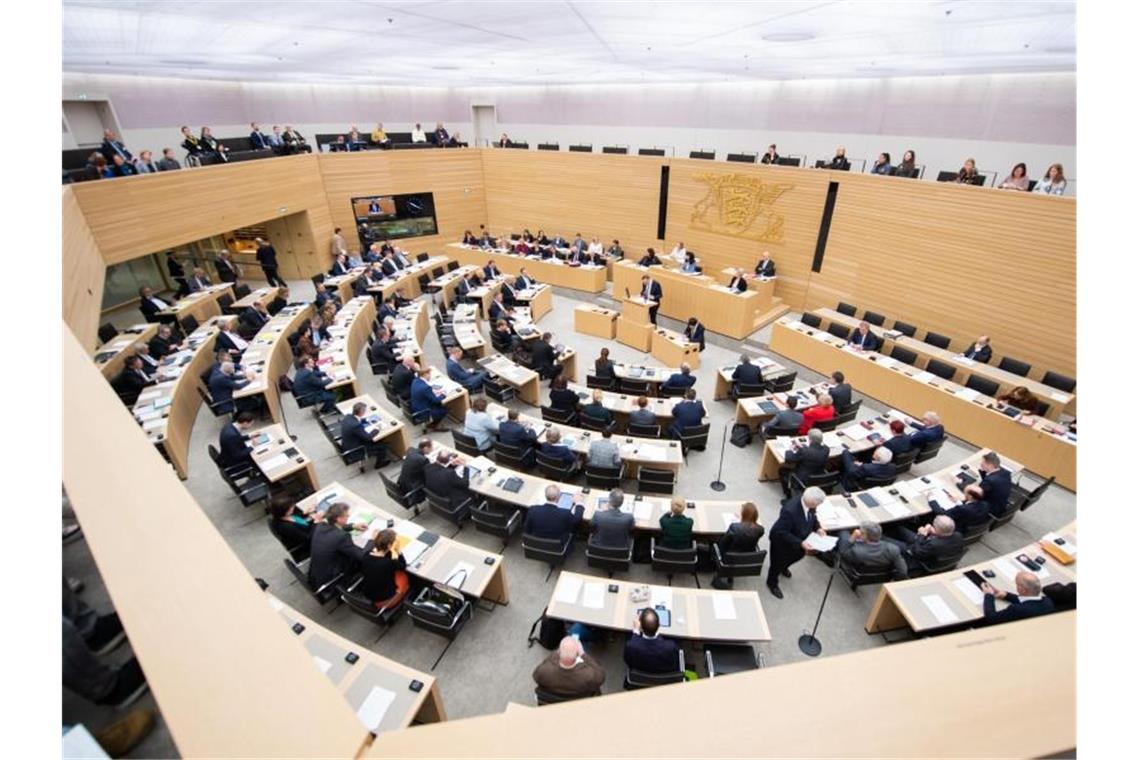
[925,359,957,380]
[712,545,767,585]
[399,397,431,427]
[623,655,686,690]
[637,468,676,495]
[705,644,760,677]
[585,464,622,490]
[858,473,897,489]
[836,302,857,317]
[912,437,945,465]
[267,516,309,563]
[380,472,426,516]
[827,323,851,340]
[446,261,460,272]
[732,382,767,400]
[760,423,799,441]
[619,379,651,396]
[791,470,841,495]
[960,517,995,546]
[891,320,917,338]
[310,273,325,287]
[423,489,475,536]
[997,357,1032,377]
[536,450,577,482]
[913,547,968,577]
[862,310,886,327]
[492,440,532,470]
[406,589,473,670]
[966,374,1001,398]
[451,430,484,458]
[431,267,446,279]
[586,374,615,391]
[196,386,233,418]
[1041,371,1076,393]
[339,582,404,642]
[484,378,516,404]
[1007,475,1055,515]
[522,534,572,581]
[179,315,199,334]
[656,384,684,399]
[627,422,661,438]
[923,331,951,349]
[470,502,523,549]
[892,448,918,475]
[890,346,918,365]
[763,371,797,394]
[416,252,429,262]
[535,686,598,705]
[217,293,235,312]
[97,323,119,344]
[207,444,269,508]
[578,414,611,432]
[319,420,369,474]
[585,540,633,577]
[541,405,577,426]
[833,399,862,425]
[677,423,710,454]
[651,539,699,587]
[812,417,838,432]
[800,313,822,329]
[232,283,252,300]
[283,557,343,607]
[837,555,902,592]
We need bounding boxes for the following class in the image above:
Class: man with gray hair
[780,426,829,497]
[731,353,763,393]
[908,410,945,449]
[767,486,830,599]
[981,571,1055,624]
[836,521,907,580]
[840,445,895,491]
[885,514,965,574]
[589,489,634,550]
[525,484,585,547]
[532,635,605,700]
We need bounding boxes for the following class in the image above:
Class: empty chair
[586,374,615,391]
[207,444,269,508]
[891,320,917,337]
[406,586,473,670]
[310,273,325,287]
[997,356,1032,377]
[890,346,918,365]
[732,382,766,400]
[1041,371,1076,393]
[284,557,343,607]
[763,371,797,393]
[380,472,426,515]
[446,261,459,272]
[923,331,951,349]
[966,374,1000,397]
[912,437,944,465]
[627,422,661,438]
[179,314,199,335]
[705,644,760,677]
[800,313,822,329]
[826,323,851,340]
[470,502,523,549]
[925,358,957,380]
[585,541,632,576]
[1008,475,1056,514]
[584,464,622,490]
[637,468,676,495]
[424,488,475,535]
[431,267,445,279]
[416,252,429,262]
[536,450,576,482]
[659,384,687,398]
[540,405,576,425]
[650,538,699,588]
[619,379,651,396]
[232,283,252,300]
[217,293,235,312]
[483,378,516,404]
[492,440,532,470]
[791,470,841,495]
[862,310,886,327]
[836,302,857,317]
[578,414,609,432]
[97,323,119,344]
[522,533,572,581]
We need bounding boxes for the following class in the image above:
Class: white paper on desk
[136,390,161,402]
[821,432,843,449]
[142,418,166,431]
[260,453,290,471]
[878,356,898,369]
[356,686,397,731]
[582,582,606,610]
[402,540,429,564]
[554,575,584,605]
[1049,391,1069,402]
[954,387,980,402]
[395,522,423,540]
[952,577,985,606]
[805,533,838,552]
[842,424,872,441]
[651,586,673,610]
[812,331,832,342]
[711,594,737,620]
[136,409,161,422]
[869,487,895,506]
[313,656,332,675]
[722,513,736,530]
[637,444,667,461]
[992,557,1021,582]
[880,502,911,519]
[921,594,959,625]
[894,481,922,502]
[913,371,935,383]
[633,501,653,522]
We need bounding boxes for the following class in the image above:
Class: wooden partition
[62,186,106,349]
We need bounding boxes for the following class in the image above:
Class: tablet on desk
[557,492,575,511]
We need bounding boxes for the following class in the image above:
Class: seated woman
[679,251,701,274]
[870,152,893,175]
[711,502,763,589]
[798,393,835,435]
[956,158,980,184]
[637,248,663,267]
[581,389,612,426]
[593,347,615,380]
[659,498,694,550]
[895,149,918,178]
[461,230,478,245]
[999,162,1030,191]
[359,529,410,610]
[1034,163,1067,196]
[997,386,1040,413]
[549,376,580,417]
[293,319,321,360]
[268,494,317,553]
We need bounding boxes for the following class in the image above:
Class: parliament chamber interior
[47,1,1100,758]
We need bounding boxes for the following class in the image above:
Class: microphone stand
[798,549,839,657]
[709,423,728,491]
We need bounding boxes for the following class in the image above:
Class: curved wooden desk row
[95,322,160,379]
[321,296,378,399]
[447,243,607,293]
[234,303,315,423]
[130,322,220,479]
[733,379,830,427]
[297,482,509,604]
[266,593,446,734]
[769,317,1076,490]
[156,283,235,325]
[389,300,431,360]
[332,394,410,461]
[712,356,793,401]
[812,308,1076,417]
[324,255,450,303]
[546,571,771,644]
[865,521,1076,635]
[230,286,283,312]
[567,378,689,423]
[450,303,488,358]
[815,449,1023,533]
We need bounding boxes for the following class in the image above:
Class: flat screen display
[351,192,438,246]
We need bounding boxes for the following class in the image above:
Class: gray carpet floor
[64,278,1076,757]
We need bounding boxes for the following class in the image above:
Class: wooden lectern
[616,296,654,352]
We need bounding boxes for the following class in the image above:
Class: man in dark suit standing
[423,451,472,510]
[827,371,853,413]
[166,252,190,298]
[524,484,584,546]
[639,275,663,325]
[308,504,374,589]
[962,335,992,363]
[340,402,389,470]
[215,252,240,284]
[255,237,287,287]
[766,486,829,599]
[981,571,1055,624]
[624,608,681,674]
[778,427,829,497]
[218,411,256,469]
[397,438,433,494]
[529,333,561,380]
[667,389,705,439]
[977,451,1012,517]
[847,321,880,352]
[683,318,705,351]
[498,409,538,466]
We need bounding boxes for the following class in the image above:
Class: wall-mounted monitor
[351,192,438,247]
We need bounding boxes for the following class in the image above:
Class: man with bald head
[524,484,584,547]
[982,571,1055,624]
[885,514,965,575]
[532,636,605,699]
[389,355,419,401]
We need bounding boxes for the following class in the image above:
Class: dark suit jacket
[240,307,269,332]
[769,495,820,567]
[339,414,375,454]
[882,434,913,457]
[731,363,762,386]
[593,359,614,379]
[424,462,471,509]
[139,297,166,321]
[489,301,512,323]
[499,420,537,453]
[784,442,830,481]
[549,387,579,412]
[963,344,993,363]
[524,501,583,543]
[397,447,430,492]
[980,468,1012,517]
[389,364,415,399]
[718,521,762,554]
[308,523,374,589]
[293,367,332,401]
[904,532,965,568]
[841,450,895,486]
[591,508,635,549]
[641,280,663,302]
[530,340,557,376]
[148,334,176,358]
[829,383,853,413]
[664,372,696,389]
[410,377,444,415]
[983,593,1055,624]
[215,331,244,355]
[380,259,398,277]
[514,275,537,290]
[216,258,239,283]
[256,244,278,269]
[909,424,945,449]
[368,338,397,367]
[218,423,251,468]
[483,264,502,279]
[113,367,153,405]
[250,131,270,150]
[539,442,577,469]
[330,261,350,276]
[208,368,249,414]
[624,634,680,674]
[933,499,991,530]
[848,330,880,351]
[684,321,706,350]
[669,400,705,436]
[727,276,748,293]
[754,259,777,277]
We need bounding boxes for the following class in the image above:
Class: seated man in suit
[133,341,161,376]
[668,389,705,439]
[885,515,964,575]
[847,321,880,352]
[628,396,657,429]
[840,446,895,491]
[879,419,914,458]
[548,376,580,417]
[411,367,450,431]
[931,484,992,530]
[590,488,634,550]
[663,363,696,391]
[112,355,155,406]
[445,347,488,391]
[587,427,621,469]
[137,286,171,322]
[368,325,399,369]
[977,451,1012,518]
[836,521,907,580]
[483,259,503,280]
[208,361,254,416]
[240,300,271,335]
[378,295,401,323]
[293,356,338,414]
[607,239,624,259]
[533,636,606,700]
[524,484,585,546]
[515,268,538,290]
[539,428,580,474]
[388,356,419,401]
[187,267,212,293]
[148,324,182,359]
[462,397,499,452]
[488,292,513,324]
[624,608,681,674]
[423,451,471,510]
[682,318,706,351]
[827,371,853,413]
[581,389,612,426]
[962,335,992,363]
[216,318,249,358]
[308,504,375,589]
[329,253,351,277]
[529,333,561,380]
[981,571,1055,625]
[396,438,434,494]
[778,426,829,497]
[726,267,749,293]
[637,248,662,267]
[340,401,390,470]
[731,354,763,395]
[498,409,538,465]
[218,411,256,470]
[754,251,776,278]
[766,487,829,599]
[908,411,945,449]
[762,396,803,438]
[314,284,341,311]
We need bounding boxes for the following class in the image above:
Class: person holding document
[766,487,829,599]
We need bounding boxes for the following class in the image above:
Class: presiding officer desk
[812,308,1076,418]
[320,296,377,399]
[864,521,1076,635]
[95,322,160,380]
[297,483,509,604]
[546,571,771,644]
[266,594,446,733]
[131,321,219,479]
[447,243,607,293]
[769,317,1076,489]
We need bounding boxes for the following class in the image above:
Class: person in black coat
[962,336,992,364]
[880,419,914,458]
[240,301,271,335]
[884,514,964,575]
[624,608,681,674]
[827,371,852,413]
[524,485,584,546]
[766,487,829,599]
[166,252,190,298]
[268,495,316,555]
[255,238,286,287]
[339,402,389,469]
[137,286,172,322]
[840,447,896,491]
[218,411,255,469]
[498,409,538,466]
[359,529,410,609]
[731,354,763,394]
[668,389,705,439]
[215,252,240,284]
[389,356,419,401]
[292,356,337,414]
[208,361,253,415]
[711,502,764,589]
[548,376,580,416]
[778,428,830,496]
[847,321,880,352]
[639,275,663,325]
[593,348,615,380]
[683,318,706,351]
[931,485,992,530]
[754,251,777,277]
[308,504,374,589]
[977,452,1012,517]
[112,356,154,406]
[397,438,433,494]
[147,324,181,359]
[529,333,561,380]
[981,571,1055,625]
[423,451,471,509]
[368,326,399,369]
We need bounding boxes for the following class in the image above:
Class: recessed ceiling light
[762,32,814,42]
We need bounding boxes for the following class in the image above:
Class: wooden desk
[733,380,829,428]
[865,522,1076,634]
[427,265,478,308]
[324,269,366,303]
[612,261,780,339]
[131,323,219,479]
[95,323,159,379]
[813,308,1075,419]
[515,284,553,322]
[650,325,701,369]
[447,244,607,293]
[267,594,446,733]
[334,395,410,462]
[616,296,654,351]
[566,380,688,425]
[574,305,619,340]
[546,571,771,643]
[418,367,471,423]
[230,286,282,312]
[297,483,509,604]
[609,361,685,395]
[712,356,792,401]
[389,300,431,362]
[720,267,777,298]
[321,296,378,398]
[157,284,234,325]
[365,256,451,302]
[770,318,1076,489]
[451,303,488,359]
[476,354,541,405]
[233,304,314,424]
[248,423,319,493]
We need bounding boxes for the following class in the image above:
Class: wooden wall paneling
[263,208,331,281]
[664,160,831,312]
[62,186,107,348]
[807,173,1076,377]
[317,150,488,260]
[481,149,663,257]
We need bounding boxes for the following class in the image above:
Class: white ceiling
[62,0,1076,86]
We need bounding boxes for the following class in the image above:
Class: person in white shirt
[669,241,687,264]
[330,227,347,259]
[1034,163,1067,196]
[222,318,249,353]
[411,123,427,143]
[462,397,500,452]
[586,237,604,257]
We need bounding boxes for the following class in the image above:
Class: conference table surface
[363,255,452,301]
[157,283,234,324]
[233,303,314,423]
[95,322,160,379]
[546,571,771,643]
[447,243,607,292]
[230,286,282,312]
[321,296,378,398]
[650,325,702,369]
[864,521,1076,635]
[451,303,488,358]
[296,482,509,603]
[248,423,319,493]
[813,308,1075,418]
[334,395,411,462]
[592,360,688,394]
[566,380,692,425]
[712,355,792,401]
[769,317,1076,490]
[388,300,430,362]
[734,379,830,427]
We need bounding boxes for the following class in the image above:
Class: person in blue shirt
[445,347,488,391]
[663,363,696,390]
[679,251,700,274]
[908,411,945,449]
[462,397,499,452]
[668,388,706,439]
[292,356,338,413]
[539,428,580,474]
[410,367,449,430]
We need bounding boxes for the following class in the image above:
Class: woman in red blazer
[798,393,835,435]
